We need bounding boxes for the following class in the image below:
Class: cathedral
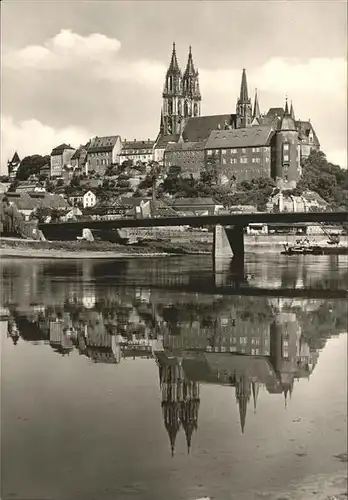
[154,44,320,188]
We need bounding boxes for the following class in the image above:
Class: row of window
[207,147,264,155]
[95,159,110,166]
[122,150,152,155]
[221,157,267,165]
[89,152,111,158]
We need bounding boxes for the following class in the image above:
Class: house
[61,207,83,222]
[15,182,46,194]
[50,144,76,178]
[117,197,178,218]
[119,139,155,165]
[7,152,21,180]
[68,190,97,209]
[204,126,275,185]
[1,192,68,222]
[39,163,51,178]
[70,144,89,173]
[86,135,122,174]
[168,197,223,216]
[164,140,207,178]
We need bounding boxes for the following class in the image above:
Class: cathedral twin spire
[161,43,201,136]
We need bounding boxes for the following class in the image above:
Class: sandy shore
[0,247,176,259]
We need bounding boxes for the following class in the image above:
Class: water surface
[1,254,347,500]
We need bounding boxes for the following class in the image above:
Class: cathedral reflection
[2,260,347,456]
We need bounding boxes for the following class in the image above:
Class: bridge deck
[40,211,347,232]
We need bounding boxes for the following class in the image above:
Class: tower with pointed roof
[252,89,261,125]
[7,151,21,179]
[235,375,251,433]
[273,97,301,188]
[236,69,253,128]
[162,42,183,136]
[182,46,201,119]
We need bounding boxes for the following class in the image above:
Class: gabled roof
[9,152,20,164]
[155,134,180,149]
[296,120,320,145]
[51,143,75,155]
[87,135,120,153]
[71,146,87,160]
[165,140,206,153]
[205,126,274,150]
[122,140,155,151]
[169,197,218,207]
[182,114,237,142]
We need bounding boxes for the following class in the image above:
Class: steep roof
[10,152,20,164]
[167,42,181,74]
[239,68,249,102]
[155,134,180,149]
[51,143,75,155]
[296,120,320,145]
[165,140,206,153]
[182,114,237,142]
[205,126,274,150]
[88,135,120,153]
[122,140,155,151]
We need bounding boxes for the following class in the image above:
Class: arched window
[194,103,198,117]
[178,101,182,116]
[168,100,173,115]
[184,100,189,117]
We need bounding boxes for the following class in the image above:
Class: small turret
[252,89,261,121]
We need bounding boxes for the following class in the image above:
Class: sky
[1,0,347,174]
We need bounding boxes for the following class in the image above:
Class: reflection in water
[2,256,347,458]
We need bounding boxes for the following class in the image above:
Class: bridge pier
[213,225,245,266]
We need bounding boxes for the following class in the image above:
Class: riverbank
[0,237,211,259]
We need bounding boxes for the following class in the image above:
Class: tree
[295,151,348,209]
[16,155,50,181]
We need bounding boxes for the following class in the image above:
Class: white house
[68,190,97,209]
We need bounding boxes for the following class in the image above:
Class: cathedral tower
[162,43,183,136]
[182,46,201,118]
[236,69,252,128]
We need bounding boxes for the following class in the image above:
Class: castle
[154,43,320,188]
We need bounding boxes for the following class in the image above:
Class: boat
[281,232,348,256]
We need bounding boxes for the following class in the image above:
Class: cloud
[4,30,346,97]
[200,57,346,97]
[3,29,121,70]
[2,30,347,172]
[1,114,93,172]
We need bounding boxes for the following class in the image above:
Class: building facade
[86,136,122,174]
[155,44,320,186]
[7,152,21,180]
[50,144,76,178]
[119,140,155,164]
[204,126,274,184]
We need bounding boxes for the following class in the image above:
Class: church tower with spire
[236,69,253,128]
[182,46,201,119]
[162,43,183,136]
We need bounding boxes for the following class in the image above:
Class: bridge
[39,211,347,263]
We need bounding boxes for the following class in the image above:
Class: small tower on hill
[273,97,301,189]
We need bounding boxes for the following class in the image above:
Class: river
[1,253,347,500]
